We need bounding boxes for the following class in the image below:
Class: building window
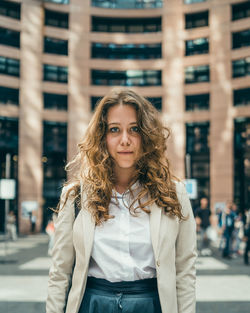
[0,0,21,20]
[45,9,69,29]
[0,117,18,232]
[185,38,209,56]
[147,97,162,111]
[232,1,250,21]
[44,0,69,4]
[43,92,68,111]
[0,56,20,77]
[0,27,20,48]
[91,95,162,112]
[91,97,101,111]
[44,37,68,55]
[92,69,161,86]
[232,57,250,78]
[234,88,250,107]
[184,0,207,3]
[43,64,68,83]
[91,0,162,9]
[185,11,209,29]
[43,121,67,185]
[43,121,67,227]
[92,17,161,33]
[0,117,18,153]
[185,93,209,111]
[234,118,250,211]
[0,86,19,106]
[186,122,210,200]
[91,42,161,59]
[232,29,250,49]
[43,93,68,111]
[185,65,209,84]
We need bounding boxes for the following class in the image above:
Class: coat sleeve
[46,185,75,313]
[175,182,197,313]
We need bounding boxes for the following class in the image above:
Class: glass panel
[232,1,250,21]
[185,11,209,29]
[185,94,209,111]
[232,58,250,78]
[234,118,250,211]
[234,88,250,106]
[184,0,206,3]
[0,27,20,48]
[0,56,20,77]
[0,86,19,105]
[92,70,161,86]
[186,122,210,201]
[185,65,209,84]
[185,37,209,56]
[43,93,68,111]
[91,0,163,9]
[92,17,161,33]
[45,9,69,29]
[232,29,250,49]
[0,1,20,20]
[44,37,68,55]
[44,0,69,4]
[43,64,68,83]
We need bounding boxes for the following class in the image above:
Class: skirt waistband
[86,277,158,294]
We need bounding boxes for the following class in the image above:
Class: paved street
[0,234,249,313]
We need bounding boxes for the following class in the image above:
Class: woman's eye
[131,126,139,133]
[109,127,119,133]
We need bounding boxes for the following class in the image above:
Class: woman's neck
[114,166,135,194]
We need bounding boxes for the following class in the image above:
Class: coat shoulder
[173,180,186,197]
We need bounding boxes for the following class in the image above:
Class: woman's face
[106,104,142,174]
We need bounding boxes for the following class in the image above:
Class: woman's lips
[117,151,133,154]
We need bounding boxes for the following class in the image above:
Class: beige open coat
[46,181,197,313]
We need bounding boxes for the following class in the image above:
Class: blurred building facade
[0,0,249,233]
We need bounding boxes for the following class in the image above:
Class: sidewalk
[0,233,250,313]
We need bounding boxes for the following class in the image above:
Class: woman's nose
[120,130,130,146]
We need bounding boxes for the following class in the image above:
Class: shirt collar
[112,180,141,198]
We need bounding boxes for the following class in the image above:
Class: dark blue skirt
[78,277,162,313]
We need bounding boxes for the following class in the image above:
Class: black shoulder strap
[74,187,81,220]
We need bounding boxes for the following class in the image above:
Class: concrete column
[18,0,43,233]
[68,0,92,164]
[210,1,233,211]
[162,0,185,179]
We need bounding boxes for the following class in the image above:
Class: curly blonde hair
[60,88,184,224]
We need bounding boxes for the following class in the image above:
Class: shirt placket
[118,193,134,281]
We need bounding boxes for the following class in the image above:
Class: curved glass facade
[92,42,161,59]
[45,0,69,4]
[92,69,161,86]
[92,16,161,33]
[92,0,162,9]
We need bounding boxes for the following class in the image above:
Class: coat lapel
[149,202,162,260]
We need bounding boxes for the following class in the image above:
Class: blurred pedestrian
[30,213,37,233]
[46,88,197,313]
[46,216,55,256]
[6,211,17,241]
[195,197,211,256]
[231,204,244,256]
[222,201,235,259]
[243,208,250,265]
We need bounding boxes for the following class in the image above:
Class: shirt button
[156,260,160,267]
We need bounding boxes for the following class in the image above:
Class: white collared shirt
[88,182,156,282]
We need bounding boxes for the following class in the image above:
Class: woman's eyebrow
[108,122,120,126]
[108,122,137,125]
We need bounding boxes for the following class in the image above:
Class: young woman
[46,88,197,313]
